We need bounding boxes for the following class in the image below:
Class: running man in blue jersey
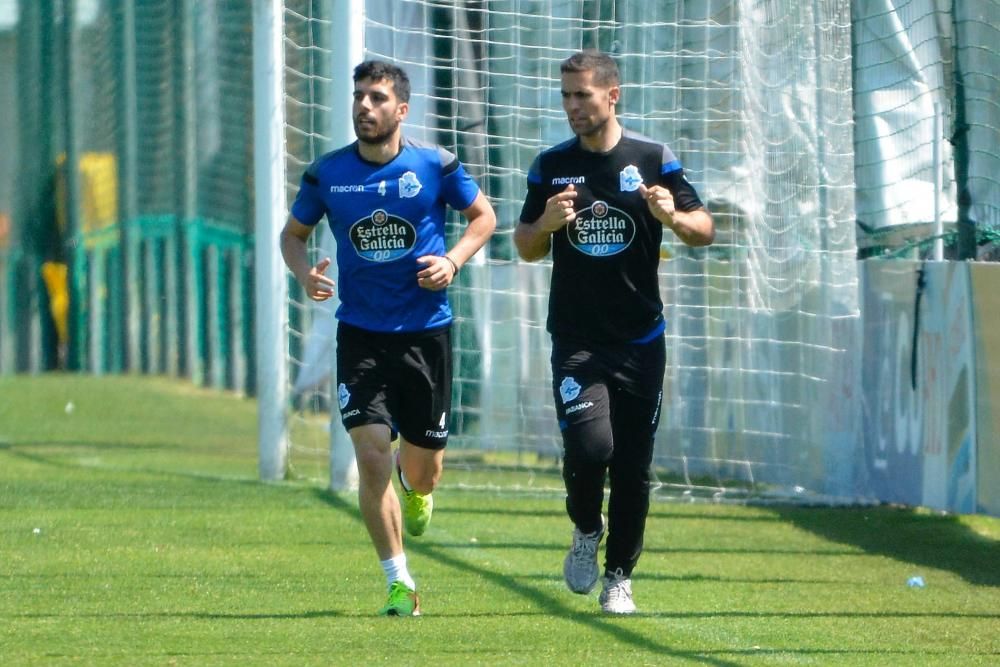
[280,60,496,617]
[515,51,714,614]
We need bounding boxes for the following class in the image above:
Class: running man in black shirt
[515,50,714,614]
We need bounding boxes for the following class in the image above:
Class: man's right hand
[538,184,579,233]
[302,257,336,301]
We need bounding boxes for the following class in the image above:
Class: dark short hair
[352,60,411,103]
[560,50,620,87]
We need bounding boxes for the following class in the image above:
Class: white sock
[380,553,416,591]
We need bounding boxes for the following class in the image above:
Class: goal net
[275,0,860,502]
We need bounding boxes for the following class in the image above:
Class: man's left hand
[416,254,456,291]
[638,183,676,228]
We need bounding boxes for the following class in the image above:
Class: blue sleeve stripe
[527,169,543,185]
[629,317,666,344]
[661,160,681,175]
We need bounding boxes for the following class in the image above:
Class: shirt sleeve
[438,146,480,211]
[289,164,327,226]
[518,154,548,224]
[659,145,704,212]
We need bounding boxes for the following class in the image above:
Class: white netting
[280,0,860,501]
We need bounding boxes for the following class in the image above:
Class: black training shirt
[519,129,704,343]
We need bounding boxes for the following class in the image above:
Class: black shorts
[336,322,453,450]
[550,335,666,431]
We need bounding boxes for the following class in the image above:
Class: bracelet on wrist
[444,255,459,275]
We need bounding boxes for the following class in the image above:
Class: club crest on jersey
[619,165,643,192]
[399,171,422,198]
[559,376,582,403]
[567,199,636,257]
[349,209,416,262]
[338,383,351,409]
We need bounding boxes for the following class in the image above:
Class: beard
[570,114,610,138]
[354,116,400,145]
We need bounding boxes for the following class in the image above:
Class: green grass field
[1,375,998,665]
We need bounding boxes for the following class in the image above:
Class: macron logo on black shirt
[551,176,585,185]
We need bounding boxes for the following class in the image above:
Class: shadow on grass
[0,439,268,494]
[428,537,860,558]
[0,440,196,478]
[772,505,1000,587]
[2,438,176,452]
[0,439,241,475]
[15,610,349,620]
[440,504,789,524]
[436,505,565,519]
[315,489,747,667]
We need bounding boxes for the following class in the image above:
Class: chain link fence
[0,0,255,390]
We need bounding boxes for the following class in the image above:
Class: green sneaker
[401,486,433,536]
[378,581,421,617]
[398,458,433,536]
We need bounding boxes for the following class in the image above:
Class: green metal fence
[0,1,255,392]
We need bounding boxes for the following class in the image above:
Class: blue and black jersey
[292,137,480,333]
[519,130,704,344]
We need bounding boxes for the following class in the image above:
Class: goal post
[255,0,364,487]
[324,0,364,490]
[253,0,287,482]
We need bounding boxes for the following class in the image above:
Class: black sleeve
[436,145,461,177]
[519,183,550,224]
[519,154,548,223]
[661,169,704,212]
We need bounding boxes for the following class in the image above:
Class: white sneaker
[563,515,605,594]
[599,568,636,614]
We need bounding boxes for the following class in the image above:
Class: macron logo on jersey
[552,176,586,186]
[330,184,366,193]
